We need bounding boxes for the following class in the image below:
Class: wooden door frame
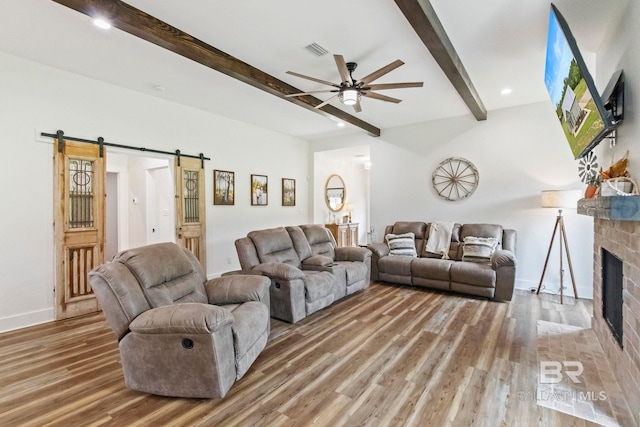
[53,139,105,320]
[175,156,207,274]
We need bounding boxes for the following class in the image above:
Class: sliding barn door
[54,139,105,319]
[175,156,207,274]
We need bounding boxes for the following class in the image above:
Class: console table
[325,223,358,247]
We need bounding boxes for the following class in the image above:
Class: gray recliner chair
[88,242,271,399]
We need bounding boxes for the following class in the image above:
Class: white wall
[594,0,639,179]
[126,156,173,248]
[0,51,310,332]
[311,101,595,298]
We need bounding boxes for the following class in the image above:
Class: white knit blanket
[425,221,455,259]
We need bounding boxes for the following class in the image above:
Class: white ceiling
[0,0,624,140]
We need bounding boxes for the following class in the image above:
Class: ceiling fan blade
[364,82,424,91]
[285,90,338,98]
[359,60,404,85]
[353,100,362,113]
[362,91,403,103]
[314,94,340,109]
[334,55,353,86]
[286,71,339,88]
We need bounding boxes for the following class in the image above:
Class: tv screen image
[544,4,614,159]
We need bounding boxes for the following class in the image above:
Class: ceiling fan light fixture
[339,89,359,106]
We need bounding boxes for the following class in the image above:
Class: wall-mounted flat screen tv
[544,4,617,159]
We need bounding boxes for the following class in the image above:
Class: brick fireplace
[587,209,640,419]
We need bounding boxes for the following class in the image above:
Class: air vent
[305,42,329,57]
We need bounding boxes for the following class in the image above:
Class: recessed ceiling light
[500,87,512,95]
[336,122,345,127]
[93,18,112,30]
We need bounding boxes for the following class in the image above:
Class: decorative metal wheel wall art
[432,157,479,201]
[577,151,599,183]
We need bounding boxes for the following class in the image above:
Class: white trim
[0,309,55,333]
[515,278,593,300]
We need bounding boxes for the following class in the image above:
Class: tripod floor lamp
[536,189,581,304]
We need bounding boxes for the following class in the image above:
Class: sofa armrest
[335,246,372,262]
[205,275,271,307]
[252,262,305,281]
[491,250,516,269]
[129,303,233,335]
[491,250,517,301]
[251,264,306,323]
[367,242,389,258]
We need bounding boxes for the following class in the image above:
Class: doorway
[105,172,119,261]
[106,152,175,253]
[147,166,175,244]
[314,146,371,244]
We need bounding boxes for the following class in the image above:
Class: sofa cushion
[249,227,301,267]
[378,255,413,277]
[385,232,418,257]
[338,261,369,284]
[461,236,499,263]
[300,224,336,259]
[235,237,261,270]
[423,223,463,260]
[460,224,503,246]
[286,226,313,261]
[450,262,496,288]
[303,271,335,301]
[411,257,454,281]
[114,242,208,307]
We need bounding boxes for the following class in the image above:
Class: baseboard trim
[515,279,593,300]
[0,309,55,333]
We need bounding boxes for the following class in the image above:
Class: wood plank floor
[0,283,635,426]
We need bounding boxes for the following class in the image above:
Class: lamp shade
[541,190,581,208]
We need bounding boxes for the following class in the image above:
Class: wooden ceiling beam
[51,0,381,137]
[394,0,487,121]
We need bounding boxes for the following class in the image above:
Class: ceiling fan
[286,54,424,113]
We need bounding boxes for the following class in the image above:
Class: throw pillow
[385,232,418,257]
[462,236,498,263]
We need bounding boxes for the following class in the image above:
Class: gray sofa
[368,222,517,301]
[235,224,371,323]
[89,242,271,399]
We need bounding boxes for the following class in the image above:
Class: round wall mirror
[325,174,346,212]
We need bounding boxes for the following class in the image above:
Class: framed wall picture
[251,174,268,206]
[282,178,296,206]
[213,170,234,205]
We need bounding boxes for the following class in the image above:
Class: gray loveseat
[235,224,371,323]
[89,242,271,399]
[368,222,517,301]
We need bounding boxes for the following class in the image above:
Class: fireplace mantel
[577,195,640,221]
